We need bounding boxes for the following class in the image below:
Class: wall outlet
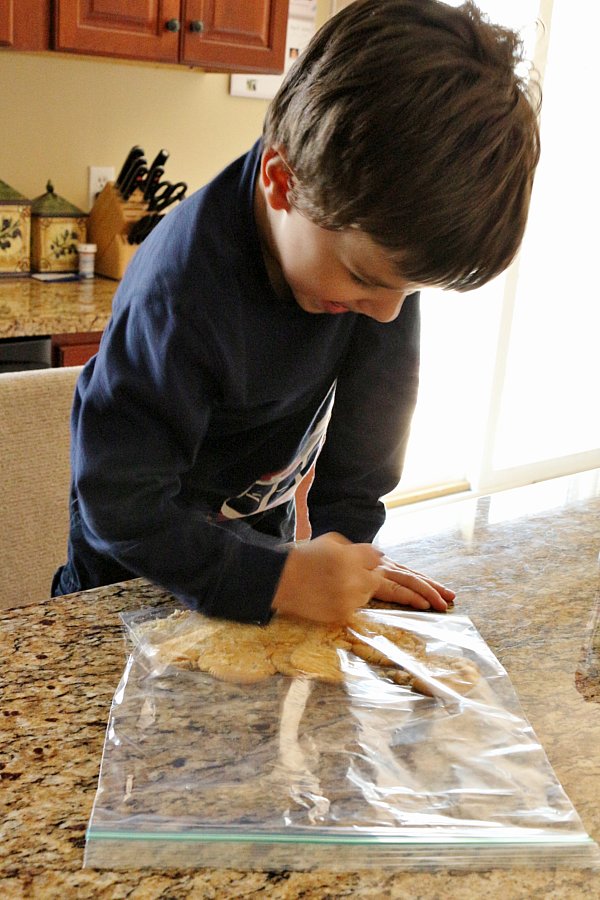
[88,165,115,209]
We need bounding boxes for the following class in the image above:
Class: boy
[53,0,540,624]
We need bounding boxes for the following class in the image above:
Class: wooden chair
[0,366,82,610]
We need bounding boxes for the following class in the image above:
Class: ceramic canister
[31,181,87,273]
[0,179,31,276]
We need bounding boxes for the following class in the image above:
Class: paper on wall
[230,2,317,101]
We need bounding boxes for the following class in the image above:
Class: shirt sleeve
[72,269,287,624]
[307,294,420,543]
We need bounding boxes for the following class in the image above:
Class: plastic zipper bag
[84,604,600,870]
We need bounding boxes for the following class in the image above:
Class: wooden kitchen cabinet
[0,0,49,50]
[53,0,181,64]
[53,0,289,73]
[51,331,102,367]
[181,1,289,72]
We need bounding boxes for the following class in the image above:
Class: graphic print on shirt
[218,384,336,520]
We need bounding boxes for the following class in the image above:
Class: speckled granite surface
[1,472,599,898]
[0,276,116,338]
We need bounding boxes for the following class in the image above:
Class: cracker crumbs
[135,609,479,696]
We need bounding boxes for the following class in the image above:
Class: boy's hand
[272,532,383,624]
[372,556,455,612]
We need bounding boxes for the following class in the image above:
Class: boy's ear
[261,148,293,212]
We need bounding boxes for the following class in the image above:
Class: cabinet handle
[165,18,181,32]
[189,20,204,33]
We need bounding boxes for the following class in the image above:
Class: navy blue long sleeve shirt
[58,142,420,622]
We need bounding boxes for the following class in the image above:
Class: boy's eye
[350,271,371,286]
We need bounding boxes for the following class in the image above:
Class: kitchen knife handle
[143,166,164,202]
[128,214,163,244]
[116,146,144,190]
[121,160,147,200]
[130,165,148,197]
[147,149,169,178]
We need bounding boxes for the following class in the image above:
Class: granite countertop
[0,276,117,339]
[1,472,599,898]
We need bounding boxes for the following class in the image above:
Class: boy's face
[257,149,423,323]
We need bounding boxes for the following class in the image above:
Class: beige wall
[0,1,330,212]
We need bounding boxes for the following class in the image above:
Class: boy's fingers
[415,574,455,600]
[375,569,448,612]
[381,557,456,600]
[359,544,385,570]
[374,576,433,610]
[331,538,383,571]
[352,550,386,603]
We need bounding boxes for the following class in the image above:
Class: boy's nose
[360,293,407,323]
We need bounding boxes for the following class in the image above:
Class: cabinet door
[182,0,289,73]
[0,0,49,50]
[51,331,102,367]
[54,0,181,63]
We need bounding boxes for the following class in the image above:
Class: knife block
[87,183,149,280]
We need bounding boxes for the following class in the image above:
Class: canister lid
[77,243,97,253]
[0,178,30,205]
[31,181,85,218]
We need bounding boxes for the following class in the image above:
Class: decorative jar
[31,181,87,272]
[0,179,31,276]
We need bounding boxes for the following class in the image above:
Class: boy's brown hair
[263,0,541,291]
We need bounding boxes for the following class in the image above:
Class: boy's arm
[305,296,454,613]
[308,295,420,543]
[73,277,287,624]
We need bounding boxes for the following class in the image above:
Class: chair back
[0,366,82,609]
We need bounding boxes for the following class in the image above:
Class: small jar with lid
[77,242,97,279]
[0,179,31,276]
[30,181,87,273]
